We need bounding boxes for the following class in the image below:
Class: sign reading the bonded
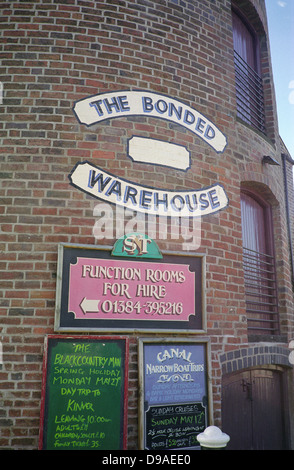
[69,161,229,218]
[73,90,227,153]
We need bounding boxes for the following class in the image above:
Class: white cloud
[277,1,287,7]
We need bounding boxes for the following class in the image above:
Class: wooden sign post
[39,335,129,450]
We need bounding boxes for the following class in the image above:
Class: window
[241,191,279,335]
[232,10,265,133]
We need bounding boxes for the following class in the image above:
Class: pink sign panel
[68,258,195,322]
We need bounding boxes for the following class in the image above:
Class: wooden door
[222,369,287,450]
[251,369,286,450]
[222,370,252,450]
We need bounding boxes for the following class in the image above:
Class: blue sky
[265,0,294,158]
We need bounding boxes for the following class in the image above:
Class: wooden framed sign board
[55,243,205,333]
[39,335,129,450]
[138,338,212,450]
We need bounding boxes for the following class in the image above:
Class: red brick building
[1,0,294,450]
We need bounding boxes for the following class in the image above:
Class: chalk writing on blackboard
[140,341,209,450]
[39,336,128,450]
[145,402,206,450]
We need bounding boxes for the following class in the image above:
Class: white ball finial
[197,426,230,448]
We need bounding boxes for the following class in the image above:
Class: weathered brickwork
[0,0,293,449]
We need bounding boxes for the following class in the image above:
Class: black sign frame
[138,337,212,450]
[39,334,129,450]
[55,243,206,333]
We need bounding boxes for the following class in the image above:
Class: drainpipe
[282,153,294,287]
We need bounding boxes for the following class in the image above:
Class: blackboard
[55,243,205,333]
[139,338,210,450]
[39,335,129,450]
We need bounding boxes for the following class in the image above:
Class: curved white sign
[73,90,227,154]
[69,161,229,218]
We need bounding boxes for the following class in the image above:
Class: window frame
[232,7,266,134]
[241,189,280,336]
[241,188,275,255]
[232,7,261,75]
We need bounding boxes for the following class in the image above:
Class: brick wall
[1,0,293,449]
[281,139,294,292]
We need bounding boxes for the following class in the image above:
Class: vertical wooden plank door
[222,369,287,450]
